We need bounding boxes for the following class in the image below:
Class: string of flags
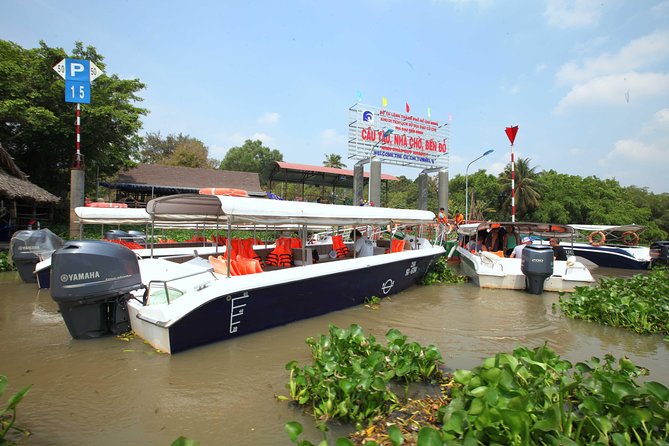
[355,91,450,122]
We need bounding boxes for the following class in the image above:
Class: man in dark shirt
[549,238,568,261]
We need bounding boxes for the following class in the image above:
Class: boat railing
[144,268,217,306]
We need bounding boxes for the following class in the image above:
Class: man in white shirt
[510,236,532,258]
[352,229,374,257]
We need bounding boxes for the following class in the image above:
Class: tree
[219,139,283,186]
[0,40,147,198]
[498,157,541,219]
[140,132,216,168]
[323,153,346,169]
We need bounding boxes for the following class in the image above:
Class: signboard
[53,58,103,104]
[348,104,449,169]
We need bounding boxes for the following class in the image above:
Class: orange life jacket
[265,238,293,267]
[331,235,349,258]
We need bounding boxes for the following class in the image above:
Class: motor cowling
[521,245,554,295]
[50,240,143,339]
[9,229,64,283]
[650,241,669,267]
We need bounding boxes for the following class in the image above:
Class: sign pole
[74,102,82,168]
[504,126,519,222]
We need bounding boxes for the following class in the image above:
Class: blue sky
[3,0,669,193]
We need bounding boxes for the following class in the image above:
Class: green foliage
[559,268,669,335]
[281,325,443,428]
[219,139,283,187]
[138,132,217,168]
[0,375,32,444]
[441,344,669,445]
[0,252,16,273]
[0,40,147,197]
[498,157,542,220]
[419,256,467,285]
[170,437,200,446]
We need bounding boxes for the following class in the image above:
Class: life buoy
[621,231,639,246]
[198,188,248,197]
[588,231,606,246]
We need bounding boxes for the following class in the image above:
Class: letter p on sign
[65,59,90,82]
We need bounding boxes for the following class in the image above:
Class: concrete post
[438,169,449,217]
[69,167,85,239]
[370,157,381,206]
[417,171,428,210]
[353,162,364,206]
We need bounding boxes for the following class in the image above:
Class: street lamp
[367,128,394,205]
[465,149,494,223]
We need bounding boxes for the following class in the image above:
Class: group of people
[464,225,568,260]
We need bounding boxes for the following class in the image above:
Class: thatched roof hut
[0,144,60,240]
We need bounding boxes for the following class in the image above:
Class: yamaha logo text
[60,271,101,282]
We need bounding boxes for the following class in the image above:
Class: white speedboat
[566,224,651,270]
[455,222,595,293]
[49,193,445,353]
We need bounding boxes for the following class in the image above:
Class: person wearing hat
[510,236,532,258]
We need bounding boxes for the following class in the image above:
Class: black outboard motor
[650,241,669,267]
[9,229,64,283]
[521,245,554,295]
[104,229,130,241]
[127,230,146,245]
[50,240,143,339]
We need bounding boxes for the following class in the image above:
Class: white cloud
[320,128,346,147]
[257,112,280,125]
[653,0,669,16]
[557,30,669,85]
[605,139,669,164]
[554,72,669,114]
[544,0,604,29]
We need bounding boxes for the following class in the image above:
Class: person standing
[549,238,568,261]
[510,236,532,258]
[503,226,520,257]
[437,207,449,239]
[351,229,374,257]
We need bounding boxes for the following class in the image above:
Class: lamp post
[367,128,393,205]
[465,149,494,223]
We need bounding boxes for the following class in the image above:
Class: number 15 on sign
[65,80,90,104]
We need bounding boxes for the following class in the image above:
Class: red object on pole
[73,103,84,168]
[505,126,518,145]
[505,125,518,222]
[405,102,410,113]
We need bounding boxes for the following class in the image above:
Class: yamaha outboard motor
[50,240,143,339]
[650,241,669,267]
[9,228,64,283]
[104,229,130,241]
[521,245,554,295]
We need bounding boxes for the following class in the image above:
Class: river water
[1,265,668,446]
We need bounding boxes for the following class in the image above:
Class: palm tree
[323,153,346,169]
[498,157,541,219]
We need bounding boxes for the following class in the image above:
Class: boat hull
[458,247,594,293]
[129,250,444,353]
[567,244,650,269]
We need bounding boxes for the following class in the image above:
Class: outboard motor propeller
[50,240,143,339]
[521,244,554,295]
[650,241,669,267]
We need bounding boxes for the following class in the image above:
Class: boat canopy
[75,207,150,225]
[146,194,437,227]
[457,221,576,237]
[568,224,644,233]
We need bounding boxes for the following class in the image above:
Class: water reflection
[0,267,667,445]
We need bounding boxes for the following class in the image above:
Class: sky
[2,0,669,193]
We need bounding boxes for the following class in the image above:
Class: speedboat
[566,224,651,269]
[455,222,595,293]
[48,193,445,353]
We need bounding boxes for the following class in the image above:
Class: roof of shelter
[100,164,263,195]
[0,144,60,203]
[269,161,399,188]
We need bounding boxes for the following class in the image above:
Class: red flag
[406,102,410,113]
[505,126,519,144]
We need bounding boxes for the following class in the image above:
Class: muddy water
[1,266,667,446]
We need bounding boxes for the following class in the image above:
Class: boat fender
[588,231,606,246]
[621,231,639,246]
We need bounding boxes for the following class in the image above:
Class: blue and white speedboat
[567,225,651,270]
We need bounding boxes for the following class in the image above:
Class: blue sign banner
[65,59,91,82]
[65,80,90,104]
